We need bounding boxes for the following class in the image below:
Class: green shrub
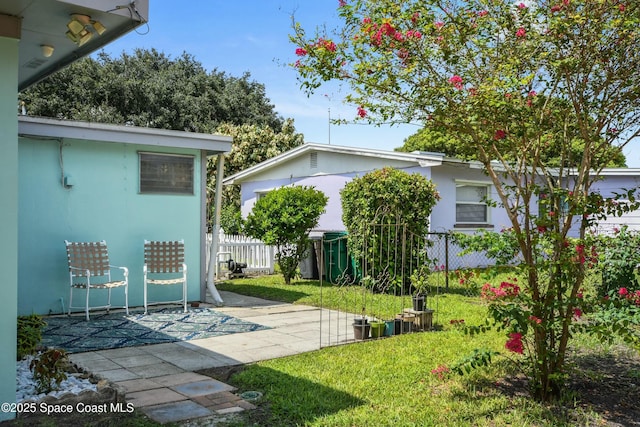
[29,348,68,394]
[244,185,328,285]
[597,226,640,296]
[17,314,46,361]
[340,167,440,286]
[220,204,243,235]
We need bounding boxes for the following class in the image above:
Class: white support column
[0,15,21,422]
[207,154,225,305]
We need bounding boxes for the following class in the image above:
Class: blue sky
[100,0,419,151]
[101,1,640,165]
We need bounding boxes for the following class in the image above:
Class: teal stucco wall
[0,36,19,421]
[18,137,203,315]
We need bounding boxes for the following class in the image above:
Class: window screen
[139,152,194,195]
[456,184,488,223]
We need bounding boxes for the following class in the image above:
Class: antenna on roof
[328,107,331,145]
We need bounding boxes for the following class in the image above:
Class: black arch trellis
[318,207,444,347]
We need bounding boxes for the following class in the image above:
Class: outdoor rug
[41,307,270,353]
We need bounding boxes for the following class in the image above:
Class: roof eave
[18,116,232,154]
[224,142,446,185]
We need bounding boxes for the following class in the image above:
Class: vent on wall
[310,152,318,168]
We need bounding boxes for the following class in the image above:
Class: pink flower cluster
[448,74,463,90]
[575,244,598,267]
[493,129,507,140]
[481,281,520,301]
[619,287,640,305]
[528,315,542,324]
[361,18,422,48]
[295,38,336,57]
[318,38,337,52]
[431,364,451,380]
[357,106,367,118]
[505,332,524,354]
[551,0,571,12]
[450,319,465,327]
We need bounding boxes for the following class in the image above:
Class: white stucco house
[224,142,640,240]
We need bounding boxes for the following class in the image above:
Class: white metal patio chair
[143,240,187,314]
[65,240,129,321]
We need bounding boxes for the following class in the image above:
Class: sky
[99,0,419,152]
[100,0,640,166]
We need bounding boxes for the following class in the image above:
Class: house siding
[239,165,431,232]
[430,163,512,233]
[18,137,203,315]
[233,145,640,271]
[0,35,19,421]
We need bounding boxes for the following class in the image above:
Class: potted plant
[353,276,375,340]
[369,318,386,338]
[410,264,431,312]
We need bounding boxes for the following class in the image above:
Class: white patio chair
[65,240,129,321]
[143,240,187,314]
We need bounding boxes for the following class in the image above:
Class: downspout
[207,154,225,305]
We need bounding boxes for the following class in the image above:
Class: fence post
[445,233,449,290]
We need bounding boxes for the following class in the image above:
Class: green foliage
[596,226,640,296]
[340,167,440,284]
[451,349,499,376]
[29,348,68,394]
[219,204,243,235]
[244,186,328,285]
[220,276,631,426]
[291,0,640,401]
[17,314,46,361]
[452,230,521,267]
[588,296,640,348]
[409,262,440,296]
[396,125,475,159]
[397,117,626,167]
[21,48,284,132]
[210,119,305,227]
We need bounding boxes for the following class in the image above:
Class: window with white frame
[139,152,194,195]
[455,181,491,225]
[254,189,272,201]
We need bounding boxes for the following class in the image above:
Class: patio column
[0,14,21,422]
[206,154,225,305]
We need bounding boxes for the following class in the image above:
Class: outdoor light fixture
[65,13,106,46]
[41,44,54,57]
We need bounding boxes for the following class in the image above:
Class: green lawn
[214,276,613,427]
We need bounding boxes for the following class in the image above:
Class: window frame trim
[138,151,196,195]
[454,179,493,226]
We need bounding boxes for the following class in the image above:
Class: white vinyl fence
[206,229,275,278]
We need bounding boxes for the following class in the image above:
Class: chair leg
[124,284,129,315]
[106,288,112,314]
[143,278,148,315]
[68,287,73,317]
[85,286,90,321]
[183,279,187,313]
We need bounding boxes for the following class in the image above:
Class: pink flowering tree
[291,0,640,401]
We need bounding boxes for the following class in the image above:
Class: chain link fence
[316,225,505,345]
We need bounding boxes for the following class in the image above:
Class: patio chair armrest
[183,263,187,274]
[110,265,129,277]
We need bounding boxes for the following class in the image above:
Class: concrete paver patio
[68,290,355,424]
